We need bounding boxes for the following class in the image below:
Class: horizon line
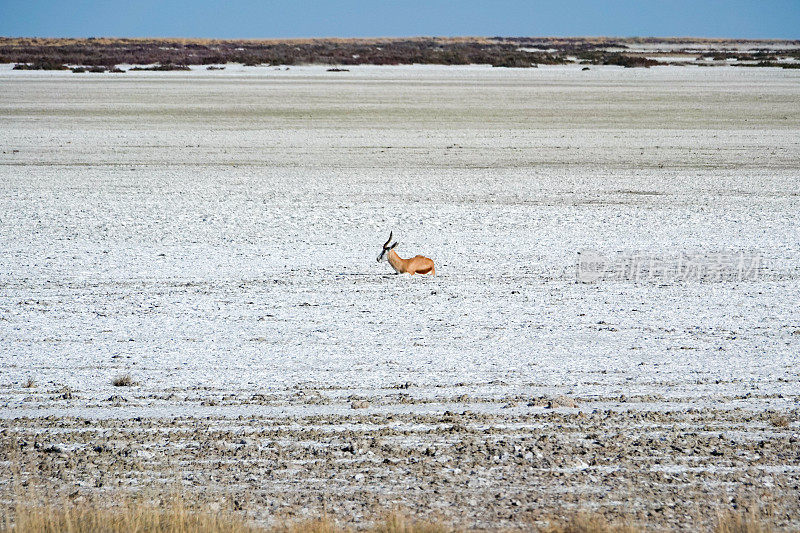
[3,35,799,42]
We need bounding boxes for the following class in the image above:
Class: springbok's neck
[387,249,405,273]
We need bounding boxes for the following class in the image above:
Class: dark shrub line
[1,37,668,69]
[5,38,797,70]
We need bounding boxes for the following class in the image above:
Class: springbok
[377,232,435,275]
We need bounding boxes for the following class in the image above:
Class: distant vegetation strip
[1,37,799,71]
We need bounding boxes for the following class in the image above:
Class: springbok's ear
[391,241,399,249]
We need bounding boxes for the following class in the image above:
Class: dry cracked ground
[2,390,799,530]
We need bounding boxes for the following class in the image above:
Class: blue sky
[1,0,798,39]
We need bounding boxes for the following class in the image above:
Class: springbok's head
[377,231,398,262]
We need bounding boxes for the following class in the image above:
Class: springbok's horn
[383,231,393,249]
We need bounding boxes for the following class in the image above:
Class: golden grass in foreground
[713,509,773,533]
[0,497,777,533]
[2,496,257,533]
[271,513,450,533]
[539,513,637,533]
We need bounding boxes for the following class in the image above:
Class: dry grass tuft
[373,512,453,533]
[271,517,342,533]
[22,377,36,388]
[271,512,453,533]
[769,414,790,428]
[3,496,257,533]
[111,374,136,387]
[541,513,638,533]
[714,508,773,533]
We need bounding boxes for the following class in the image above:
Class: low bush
[491,55,535,68]
[13,60,67,70]
[129,63,190,71]
[111,374,135,387]
[601,54,659,68]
